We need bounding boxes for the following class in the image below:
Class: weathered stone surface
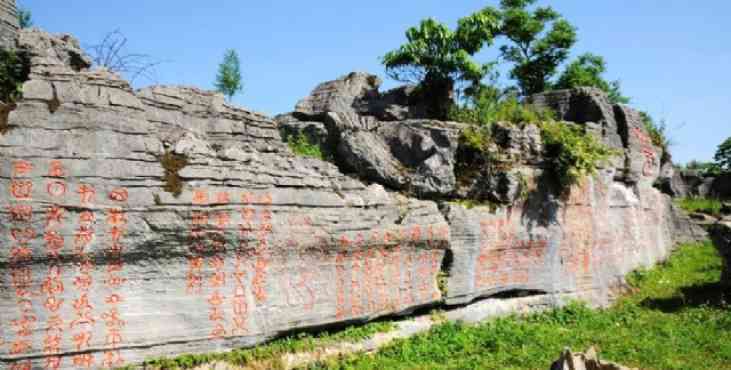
[528,88,663,186]
[330,115,464,197]
[0,30,688,370]
[444,177,675,306]
[293,72,427,122]
[551,347,637,370]
[294,72,381,118]
[0,0,17,50]
[709,218,731,287]
[0,31,448,369]
[275,113,329,149]
[527,87,623,150]
[670,204,708,244]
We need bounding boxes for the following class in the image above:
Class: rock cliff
[0,0,17,50]
[0,29,693,369]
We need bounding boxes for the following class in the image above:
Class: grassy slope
[675,197,723,216]
[308,242,731,370]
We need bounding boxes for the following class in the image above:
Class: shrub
[287,133,325,160]
[540,121,618,188]
[0,48,30,104]
[449,89,554,128]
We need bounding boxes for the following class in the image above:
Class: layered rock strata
[0,30,689,369]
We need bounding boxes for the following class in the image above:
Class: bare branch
[85,30,164,85]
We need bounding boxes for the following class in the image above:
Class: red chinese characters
[101,188,129,366]
[475,216,549,289]
[7,162,38,360]
[70,183,97,365]
[208,192,230,338]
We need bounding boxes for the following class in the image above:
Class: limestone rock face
[0,31,448,369]
[0,31,685,369]
[443,177,675,306]
[710,218,731,286]
[0,0,17,50]
[528,87,664,186]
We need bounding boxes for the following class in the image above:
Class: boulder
[711,173,731,199]
[551,347,637,370]
[294,72,381,118]
[709,218,731,287]
[327,112,464,197]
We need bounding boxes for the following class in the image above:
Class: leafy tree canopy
[17,6,32,29]
[214,49,243,101]
[498,0,577,96]
[715,137,731,173]
[382,9,501,118]
[555,53,629,104]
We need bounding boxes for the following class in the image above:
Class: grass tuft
[675,197,723,217]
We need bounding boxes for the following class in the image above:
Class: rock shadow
[639,282,730,313]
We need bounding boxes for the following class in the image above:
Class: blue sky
[23,0,730,164]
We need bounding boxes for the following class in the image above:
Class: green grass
[288,133,325,160]
[676,197,723,216]
[139,321,395,369]
[306,242,731,370]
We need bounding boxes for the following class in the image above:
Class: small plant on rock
[540,121,617,189]
[287,133,325,160]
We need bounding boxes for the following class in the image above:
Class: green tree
[17,6,32,29]
[555,53,629,104]
[214,49,243,101]
[715,137,731,173]
[382,8,501,119]
[498,0,577,96]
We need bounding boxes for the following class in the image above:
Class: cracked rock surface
[0,26,688,369]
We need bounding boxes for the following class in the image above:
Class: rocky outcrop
[0,29,686,369]
[709,218,731,287]
[0,0,17,50]
[0,31,448,369]
[551,347,637,370]
[528,87,664,185]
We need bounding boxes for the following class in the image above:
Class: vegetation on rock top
[287,132,327,161]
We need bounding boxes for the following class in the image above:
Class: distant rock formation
[0,29,696,369]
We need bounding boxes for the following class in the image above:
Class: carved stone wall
[0,29,683,370]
